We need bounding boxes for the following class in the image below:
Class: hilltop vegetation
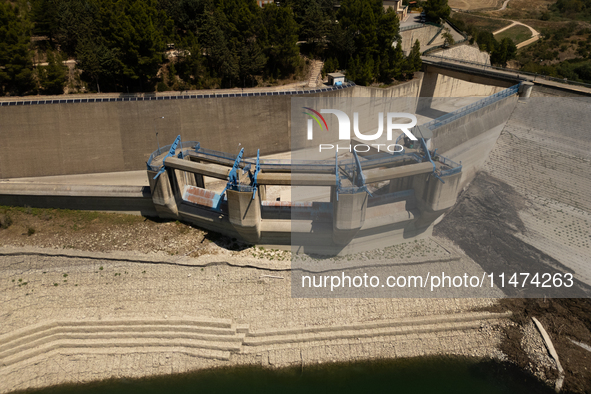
[517,1,591,84]
[451,0,591,84]
[517,24,591,84]
[0,0,423,95]
[546,0,591,22]
[448,14,518,66]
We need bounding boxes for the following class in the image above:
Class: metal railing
[342,152,423,175]
[147,135,464,189]
[444,18,468,39]
[427,25,445,45]
[147,141,199,171]
[148,79,508,182]
[0,82,357,107]
[422,83,520,131]
[436,155,462,176]
[422,37,468,55]
[400,21,442,32]
[420,18,469,54]
[422,56,522,81]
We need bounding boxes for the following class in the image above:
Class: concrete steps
[241,312,510,351]
[0,312,511,370]
[0,318,240,367]
[307,60,324,88]
[2,339,236,366]
[243,321,484,352]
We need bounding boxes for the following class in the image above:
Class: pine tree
[264,5,300,77]
[350,56,374,85]
[76,36,116,93]
[442,29,455,47]
[101,0,169,91]
[423,0,451,24]
[200,10,238,86]
[300,0,329,44]
[391,41,404,80]
[345,55,360,82]
[38,51,67,94]
[410,39,422,71]
[53,0,96,56]
[159,0,207,33]
[30,0,58,41]
[326,22,356,70]
[175,32,206,89]
[0,0,35,95]
[337,0,401,84]
[401,40,421,80]
[377,8,400,54]
[238,38,267,87]
[490,37,516,66]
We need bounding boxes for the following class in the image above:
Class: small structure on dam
[147,129,463,255]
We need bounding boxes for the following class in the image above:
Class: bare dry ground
[0,206,290,262]
[448,0,503,11]
[434,172,591,393]
[486,0,555,18]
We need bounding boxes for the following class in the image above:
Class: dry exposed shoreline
[0,240,513,394]
[0,203,588,393]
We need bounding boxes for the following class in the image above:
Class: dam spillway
[145,84,520,254]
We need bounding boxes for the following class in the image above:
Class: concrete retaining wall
[0,183,156,216]
[420,71,506,98]
[531,83,591,97]
[400,25,443,54]
[0,76,424,180]
[429,44,492,65]
[430,94,519,188]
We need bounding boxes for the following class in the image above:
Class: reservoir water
[24,356,554,394]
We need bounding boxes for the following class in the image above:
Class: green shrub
[156,81,170,92]
[0,212,13,229]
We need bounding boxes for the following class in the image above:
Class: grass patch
[0,211,13,229]
[495,24,532,44]
[450,12,512,33]
[0,205,144,227]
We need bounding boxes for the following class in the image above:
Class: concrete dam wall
[0,71,515,181]
[0,77,425,180]
[400,25,443,54]
[428,91,519,189]
[420,71,507,99]
[0,75,521,253]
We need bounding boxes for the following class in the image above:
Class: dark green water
[24,357,555,394]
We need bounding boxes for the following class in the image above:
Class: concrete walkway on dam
[0,78,344,107]
[1,170,149,186]
[422,55,591,95]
